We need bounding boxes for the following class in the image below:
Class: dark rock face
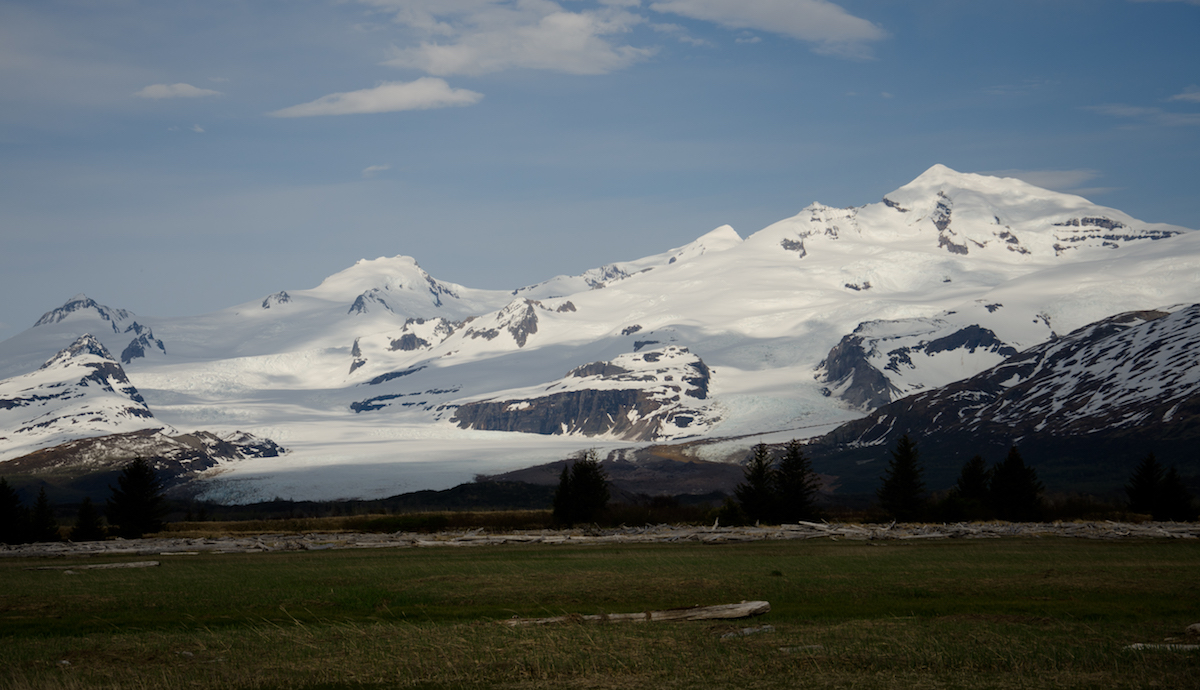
[452,347,715,441]
[815,334,899,410]
[1051,217,1181,255]
[464,300,540,348]
[780,238,807,257]
[390,333,431,351]
[348,289,390,315]
[261,291,291,309]
[120,323,166,364]
[349,338,366,375]
[506,302,539,347]
[884,325,1017,374]
[366,366,426,386]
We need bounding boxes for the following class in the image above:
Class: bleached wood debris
[503,600,770,627]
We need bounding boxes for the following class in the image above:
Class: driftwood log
[26,560,160,571]
[503,600,770,626]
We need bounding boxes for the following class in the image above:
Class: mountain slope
[0,165,1196,502]
[811,305,1200,493]
[0,334,164,460]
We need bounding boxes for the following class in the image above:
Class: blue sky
[2,0,1199,343]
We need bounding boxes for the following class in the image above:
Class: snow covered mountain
[0,334,164,460]
[812,305,1200,493]
[0,165,1196,502]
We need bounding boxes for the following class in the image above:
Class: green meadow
[2,537,1198,689]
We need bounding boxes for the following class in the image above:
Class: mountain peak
[33,295,133,333]
[38,333,116,371]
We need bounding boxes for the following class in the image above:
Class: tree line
[873,434,1197,523]
[716,433,1196,525]
[1,457,168,544]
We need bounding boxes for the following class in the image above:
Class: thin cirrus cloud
[1087,103,1200,127]
[381,6,653,76]
[648,0,886,58]
[135,83,222,99]
[1169,86,1200,103]
[269,78,483,117]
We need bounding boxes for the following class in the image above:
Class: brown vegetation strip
[1,520,1196,559]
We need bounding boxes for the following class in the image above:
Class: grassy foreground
[2,537,1198,689]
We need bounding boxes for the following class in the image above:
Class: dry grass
[2,538,1198,689]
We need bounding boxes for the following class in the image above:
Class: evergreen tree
[936,455,992,522]
[552,463,572,524]
[1125,453,1165,515]
[0,477,30,545]
[876,434,926,522]
[956,455,992,504]
[775,440,821,523]
[734,444,777,524]
[106,457,168,538]
[1157,467,1198,522]
[69,497,107,542]
[552,450,610,525]
[989,446,1043,522]
[29,487,61,542]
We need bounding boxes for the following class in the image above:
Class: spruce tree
[1125,453,1165,516]
[734,443,777,524]
[989,446,1043,522]
[70,497,107,542]
[0,477,30,545]
[552,463,572,525]
[775,440,821,523]
[876,434,926,522]
[1158,467,1198,522]
[106,457,168,538]
[29,487,61,542]
[552,451,610,526]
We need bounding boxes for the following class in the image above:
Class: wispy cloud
[1087,103,1200,127]
[366,1,653,76]
[268,78,483,117]
[651,22,713,47]
[1169,85,1200,103]
[362,164,391,178]
[649,0,885,58]
[135,83,222,99]
[984,168,1104,193]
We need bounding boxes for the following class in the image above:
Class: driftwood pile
[1,520,1195,559]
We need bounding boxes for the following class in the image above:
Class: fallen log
[26,561,160,571]
[503,600,770,626]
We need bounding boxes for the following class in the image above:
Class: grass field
[2,537,1198,689]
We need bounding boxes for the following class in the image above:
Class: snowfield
[1,165,1197,502]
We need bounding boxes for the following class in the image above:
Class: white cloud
[362,1,653,76]
[362,164,392,178]
[649,0,885,58]
[985,169,1103,193]
[135,83,222,99]
[191,124,205,133]
[268,78,483,117]
[1169,85,1200,103]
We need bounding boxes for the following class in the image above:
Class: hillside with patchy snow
[1,165,1196,502]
